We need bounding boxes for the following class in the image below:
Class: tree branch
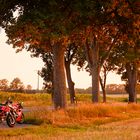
[100,31,120,66]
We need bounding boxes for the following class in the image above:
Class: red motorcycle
[12,102,24,124]
[0,100,16,127]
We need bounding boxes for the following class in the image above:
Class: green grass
[1,92,138,105]
[0,92,52,106]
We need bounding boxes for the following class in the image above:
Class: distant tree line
[75,84,140,94]
[3,77,140,95]
[0,78,32,92]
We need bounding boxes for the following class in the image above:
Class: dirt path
[94,118,140,140]
[106,118,140,127]
[66,118,140,140]
[0,122,32,129]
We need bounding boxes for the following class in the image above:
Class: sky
[0,28,124,89]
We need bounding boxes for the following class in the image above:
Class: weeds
[22,102,140,127]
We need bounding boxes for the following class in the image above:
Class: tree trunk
[53,44,67,109]
[65,61,76,104]
[99,76,106,103]
[84,38,100,103]
[91,42,100,103]
[126,62,137,103]
[91,63,100,103]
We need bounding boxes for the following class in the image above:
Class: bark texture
[99,76,106,103]
[53,44,67,109]
[91,45,100,103]
[85,38,100,103]
[65,62,76,104]
[126,62,137,103]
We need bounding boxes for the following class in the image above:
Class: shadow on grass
[24,117,53,126]
[24,118,44,125]
[137,98,140,103]
[122,98,140,103]
[122,98,128,102]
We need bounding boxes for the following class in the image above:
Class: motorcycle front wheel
[17,113,24,124]
[6,113,16,127]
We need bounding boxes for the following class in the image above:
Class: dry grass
[24,102,140,127]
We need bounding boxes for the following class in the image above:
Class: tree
[26,84,32,90]
[41,44,78,104]
[109,39,140,103]
[122,51,139,103]
[80,0,140,103]
[136,83,140,94]
[99,63,110,103]
[39,43,85,104]
[64,44,78,104]
[3,0,98,107]
[39,52,54,97]
[107,0,140,102]
[0,79,9,91]
[63,0,123,103]
[100,50,121,102]
[0,0,19,27]
[1,0,79,109]
[10,77,24,91]
[79,24,119,103]
[106,84,125,94]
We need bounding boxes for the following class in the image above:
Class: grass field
[0,92,140,140]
